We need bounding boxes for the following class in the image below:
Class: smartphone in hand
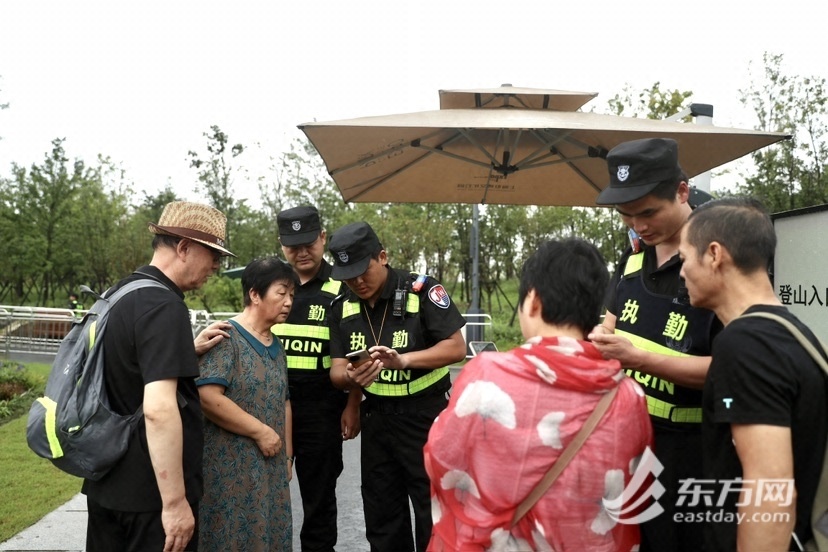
[346,349,371,365]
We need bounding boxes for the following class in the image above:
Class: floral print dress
[197,321,292,552]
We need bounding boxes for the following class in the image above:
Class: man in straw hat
[82,201,234,552]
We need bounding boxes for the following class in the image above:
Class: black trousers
[86,495,199,552]
[292,393,347,552]
[640,426,705,552]
[360,393,448,552]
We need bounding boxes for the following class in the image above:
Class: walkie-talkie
[393,288,406,317]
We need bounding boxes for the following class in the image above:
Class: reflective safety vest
[338,270,450,398]
[273,277,342,373]
[614,252,715,427]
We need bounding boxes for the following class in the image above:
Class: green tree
[738,52,828,212]
[261,137,351,231]
[188,125,246,267]
[606,82,693,121]
[71,157,136,294]
[3,139,96,305]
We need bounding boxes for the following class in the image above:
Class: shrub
[0,361,42,426]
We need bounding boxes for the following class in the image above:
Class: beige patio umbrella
[299,108,789,206]
[438,85,597,111]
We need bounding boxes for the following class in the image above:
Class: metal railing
[2,306,495,364]
[0,305,79,361]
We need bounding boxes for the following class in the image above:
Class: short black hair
[647,170,687,201]
[151,234,180,251]
[518,238,609,335]
[686,196,775,274]
[241,257,300,307]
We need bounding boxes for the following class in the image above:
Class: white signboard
[773,204,828,342]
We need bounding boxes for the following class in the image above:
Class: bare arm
[371,330,467,371]
[589,311,710,389]
[198,384,282,457]
[143,379,193,552]
[732,424,796,551]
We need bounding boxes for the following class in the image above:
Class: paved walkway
[1,438,366,552]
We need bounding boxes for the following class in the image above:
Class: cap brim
[595,181,661,206]
[279,231,319,247]
[331,256,371,280]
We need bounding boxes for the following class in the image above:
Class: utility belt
[363,367,450,398]
[646,396,702,425]
[362,383,450,416]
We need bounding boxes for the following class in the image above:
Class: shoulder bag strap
[739,312,828,375]
[511,384,620,527]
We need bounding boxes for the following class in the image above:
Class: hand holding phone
[346,349,372,366]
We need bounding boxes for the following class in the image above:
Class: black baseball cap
[596,138,683,205]
[328,222,382,280]
[277,206,322,247]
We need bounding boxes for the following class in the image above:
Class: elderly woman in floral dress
[197,257,298,551]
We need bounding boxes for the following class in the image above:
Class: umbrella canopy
[439,85,597,111]
[299,108,789,206]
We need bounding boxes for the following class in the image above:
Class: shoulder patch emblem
[428,284,451,309]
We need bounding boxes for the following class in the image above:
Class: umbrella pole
[467,204,484,345]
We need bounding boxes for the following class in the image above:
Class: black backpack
[26,277,168,480]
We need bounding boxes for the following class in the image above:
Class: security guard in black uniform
[327,221,466,552]
[589,138,721,552]
[273,206,360,552]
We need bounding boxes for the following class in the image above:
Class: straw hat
[148,201,236,257]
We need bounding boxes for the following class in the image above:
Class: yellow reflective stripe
[88,320,97,351]
[646,396,702,423]
[365,367,449,397]
[342,301,360,318]
[322,278,341,295]
[36,397,64,459]
[407,293,419,313]
[272,323,330,340]
[615,329,691,358]
[286,355,332,370]
[623,252,645,276]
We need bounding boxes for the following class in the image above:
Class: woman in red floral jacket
[425,238,653,552]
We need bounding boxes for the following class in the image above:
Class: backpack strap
[738,311,828,551]
[97,278,184,413]
[511,385,619,527]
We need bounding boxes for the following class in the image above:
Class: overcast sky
[1,0,826,203]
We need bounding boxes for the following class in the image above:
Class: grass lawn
[0,362,82,543]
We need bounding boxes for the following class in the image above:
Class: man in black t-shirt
[678,197,828,551]
[82,201,234,552]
